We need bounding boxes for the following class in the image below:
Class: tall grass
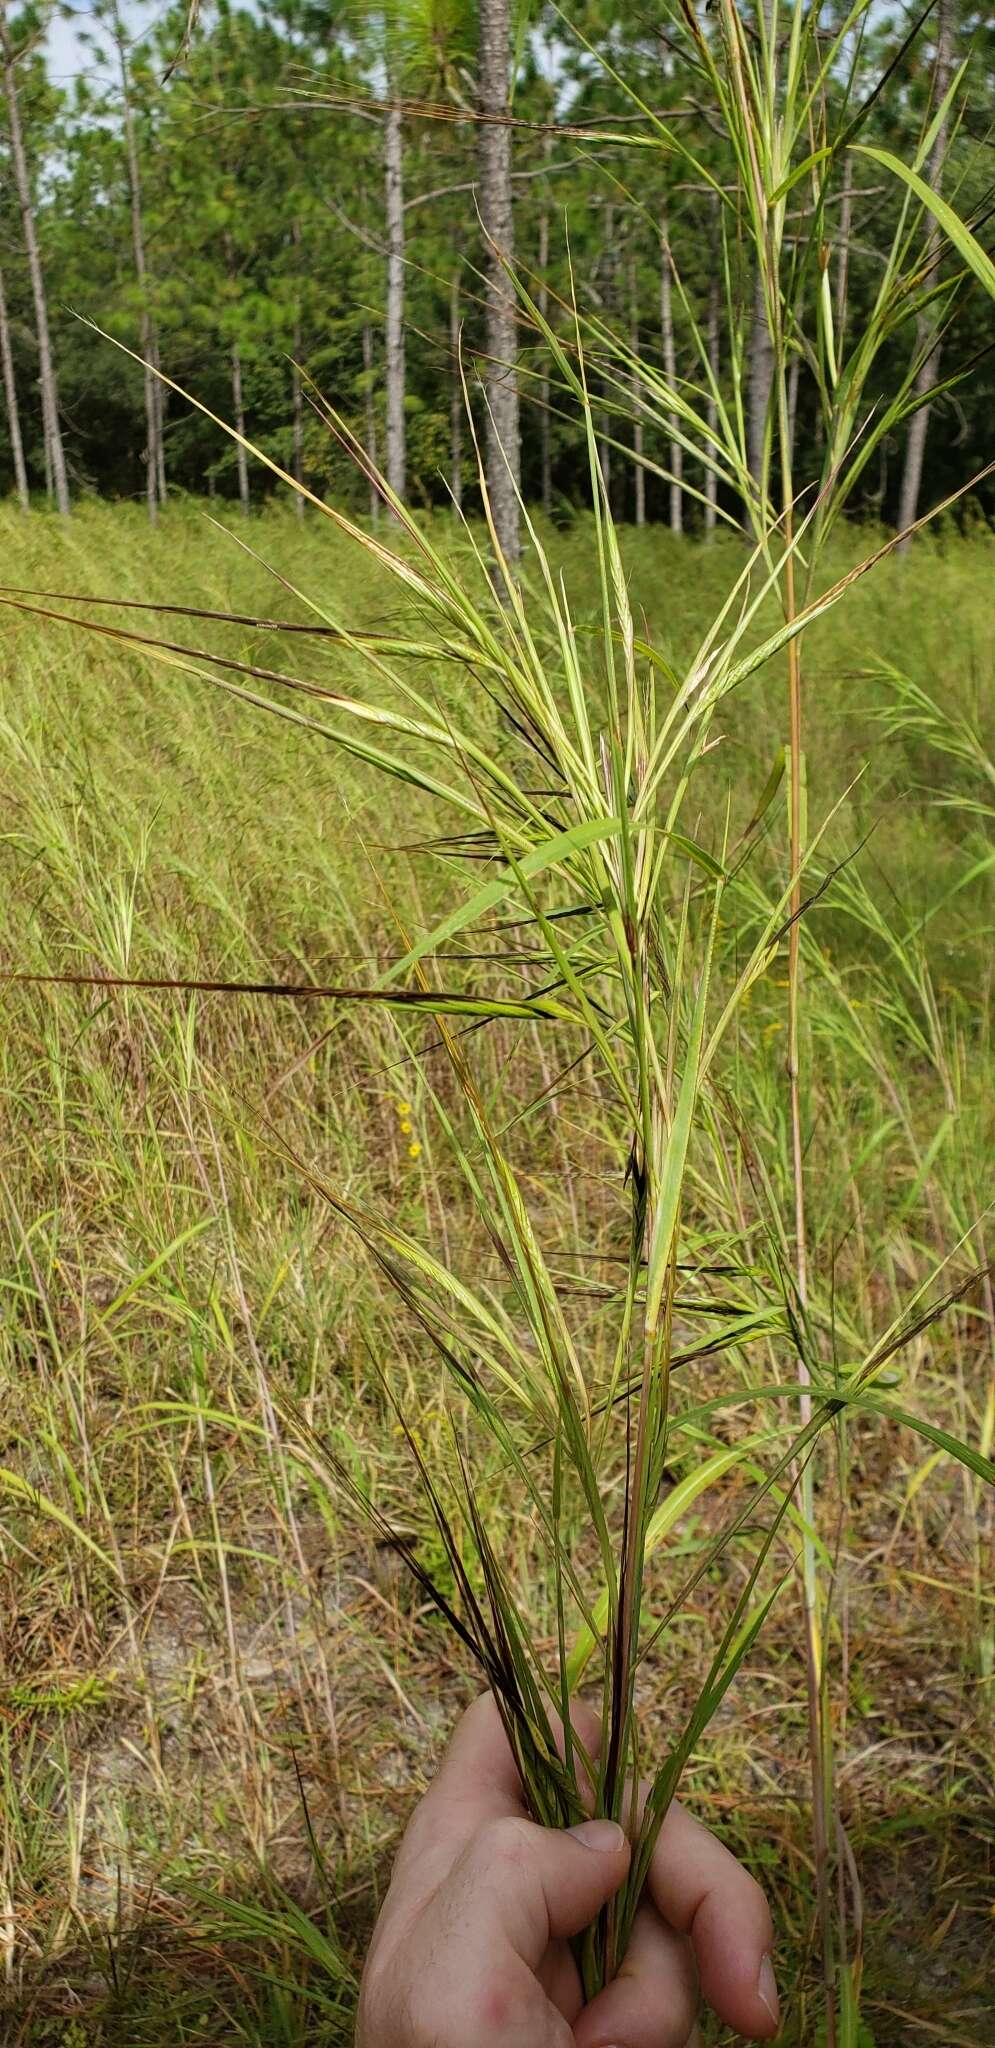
[0,502,992,2041]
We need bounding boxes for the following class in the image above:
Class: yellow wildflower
[408,1140,422,1160]
[400,1120,412,1135]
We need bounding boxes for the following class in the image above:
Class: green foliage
[4,1671,114,1713]
[0,0,993,518]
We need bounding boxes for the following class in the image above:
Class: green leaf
[0,1468,118,1575]
[668,832,725,880]
[381,816,622,987]
[855,146,995,300]
[568,1442,758,1686]
[644,900,719,1337]
[768,146,832,206]
[844,1394,995,1488]
[86,1220,214,1334]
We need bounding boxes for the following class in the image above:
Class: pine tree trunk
[660,213,682,533]
[704,269,719,537]
[478,0,520,570]
[897,0,953,547]
[449,270,462,515]
[152,336,167,504]
[231,345,250,512]
[291,359,304,516]
[223,230,249,513]
[835,150,853,343]
[598,411,612,499]
[786,344,800,471]
[0,263,30,509]
[156,397,167,502]
[291,220,305,519]
[0,0,70,515]
[362,321,380,526]
[748,273,773,500]
[596,204,615,504]
[384,92,406,507]
[537,189,552,517]
[114,3,159,524]
[630,413,646,524]
[748,0,774,510]
[628,252,645,528]
[144,325,166,503]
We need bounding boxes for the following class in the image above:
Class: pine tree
[0,0,69,512]
[0,257,28,506]
[897,0,954,544]
[107,0,163,520]
[477,0,519,567]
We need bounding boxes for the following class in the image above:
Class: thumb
[399,1815,630,2048]
[456,1813,631,1967]
[538,1818,633,1944]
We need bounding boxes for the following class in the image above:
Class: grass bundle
[2,1,993,2038]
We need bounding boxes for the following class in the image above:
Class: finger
[647,1801,779,2040]
[375,1936,575,2048]
[435,1690,531,1816]
[450,1811,631,1966]
[389,1692,528,1911]
[538,1937,586,2027]
[418,1689,601,1851]
[417,1691,604,1871]
[388,1813,629,2048]
[574,1899,698,2048]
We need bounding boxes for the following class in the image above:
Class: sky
[43,1,162,90]
[44,8,93,86]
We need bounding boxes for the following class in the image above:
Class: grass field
[0,498,992,2046]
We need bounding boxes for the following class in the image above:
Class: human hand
[356,1693,780,2047]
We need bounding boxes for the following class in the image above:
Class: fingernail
[758,1953,780,2028]
[568,1817,626,1853]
